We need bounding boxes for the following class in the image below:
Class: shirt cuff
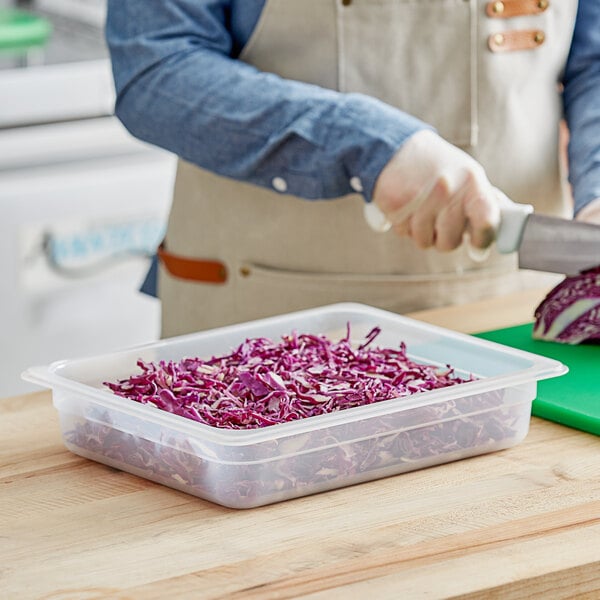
[333,93,433,202]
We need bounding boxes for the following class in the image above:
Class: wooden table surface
[2,288,599,600]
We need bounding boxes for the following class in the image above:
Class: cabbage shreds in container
[533,266,600,345]
[104,325,474,429]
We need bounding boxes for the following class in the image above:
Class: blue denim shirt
[106,0,600,293]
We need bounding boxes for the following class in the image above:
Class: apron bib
[159,0,578,337]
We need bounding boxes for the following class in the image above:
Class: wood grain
[408,287,551,334]
[1,289,599,599]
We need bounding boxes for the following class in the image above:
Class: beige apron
[159,0,579,337]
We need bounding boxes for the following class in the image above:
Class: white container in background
[0,3,177,398]
[1,118,176,398]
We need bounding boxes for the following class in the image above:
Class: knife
[363,201,600,275]
[493,202,600,275]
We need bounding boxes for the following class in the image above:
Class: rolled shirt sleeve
[105,0,427,202]
[562,0,600,215]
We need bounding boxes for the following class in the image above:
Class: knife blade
[496,203,600,275]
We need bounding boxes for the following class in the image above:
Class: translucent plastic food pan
[23,303,567,509]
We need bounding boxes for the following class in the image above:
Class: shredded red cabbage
[104,325,473,430]
[66,386,520,508]
[66,327,523,507]
[533,266,600,344]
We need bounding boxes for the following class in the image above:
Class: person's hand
[575,198,600,225]
[372,130,501,251]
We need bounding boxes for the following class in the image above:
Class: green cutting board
[475,324,599,436]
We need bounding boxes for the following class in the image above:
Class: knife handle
[496,202,534,254]
[364,199,535,254]
[363,202,392,233]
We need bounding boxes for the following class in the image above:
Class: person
[106,0,600,338]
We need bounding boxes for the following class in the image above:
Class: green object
[0,9,52,53]
[475,323,599,436]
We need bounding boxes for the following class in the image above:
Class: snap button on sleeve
[272,177,288,193]
[341,0,352,6]
[350,176,364,193]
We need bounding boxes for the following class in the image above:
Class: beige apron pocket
[158,263,237,338]
[337,0,478,147]
[235,262,521,322]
